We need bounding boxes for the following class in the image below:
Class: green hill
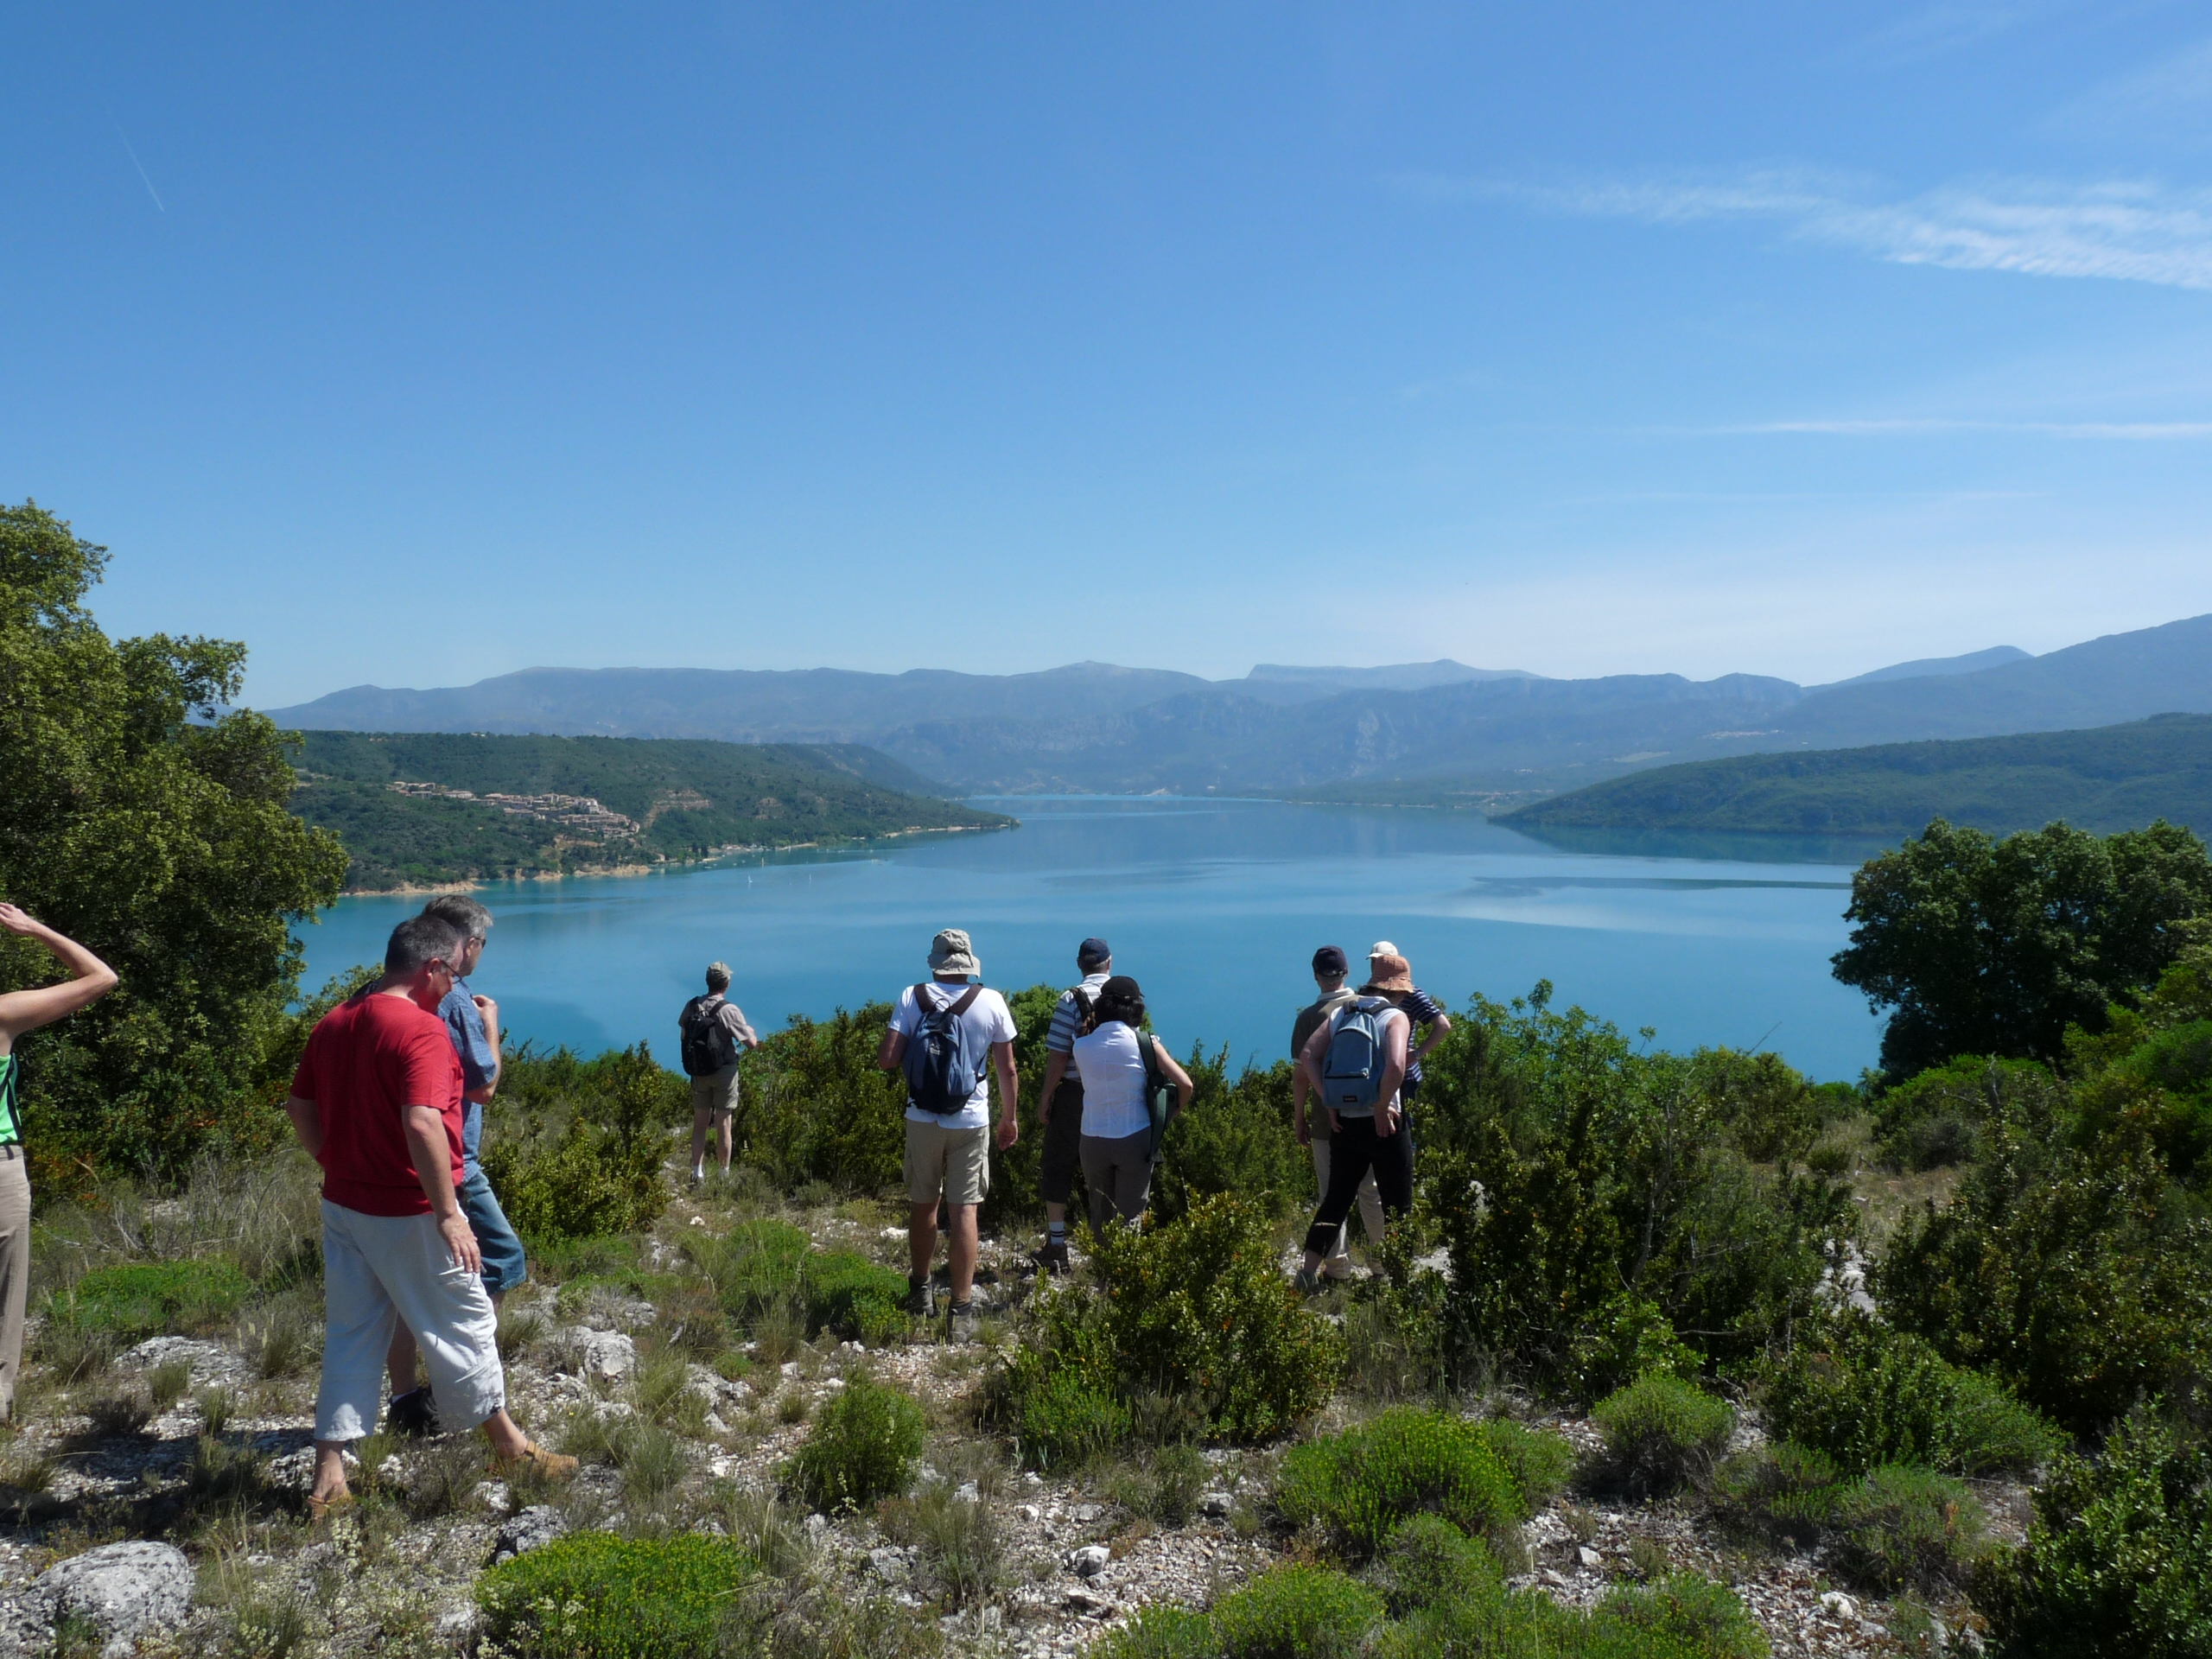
[1499,715,2212,838]
[287,731,1012,891]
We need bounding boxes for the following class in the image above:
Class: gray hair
[386,915,463,976]
[422,894,494,940]
[705,961,732,992]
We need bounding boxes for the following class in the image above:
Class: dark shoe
[1032,1240,1071,1277]
[904,1275,936,1319]
[1292,1268,1325,1298]
[946,1301,979,1344]
[386,1387,435,1440]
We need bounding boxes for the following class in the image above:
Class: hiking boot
[946,1301,979,1344]
[1292,1267,1326,1298]
[493,1440,580,1482]
[1032,1239,1071,1277]
[385,1387,435,1440]
[904,1275,936,1319]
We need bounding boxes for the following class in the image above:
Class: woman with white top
[1070,976,1194,1230]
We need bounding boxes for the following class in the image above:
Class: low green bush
[1872,1056,2059,1171]
[1566,1294,1700,1402]
[785,1372,925,1513]
[1591,1375,1734,1496]
[1473,1419,1575,1512]
[688,1218,811,1320]
[1764,1315,2060,1477]
[1090,1606,1219,1659]
[53,1260,254,1338]
[803,1251,909,1340]
[1210,1566,1383,1659]
[1822,1464,1988,1593]
[1364,1514,1505,1618]
[1588,1576,1771,1659]
[476,1531,749,1658]
[1006,1367,1132,1470]
[1707,1441,1843,1550]
[1277,1408,1527,1560]
[483,1119,666,1242]
[1979,1409,2212,1657]
[985,1196,1340,1450]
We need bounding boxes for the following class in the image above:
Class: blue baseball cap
[1077,937,1112,969]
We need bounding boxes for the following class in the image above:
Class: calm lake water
[295,798,1889,1083]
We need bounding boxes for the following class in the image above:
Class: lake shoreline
[339,818,1017,897]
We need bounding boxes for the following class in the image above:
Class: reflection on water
[296,797,1885,1082]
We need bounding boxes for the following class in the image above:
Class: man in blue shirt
[385,894,529,1437]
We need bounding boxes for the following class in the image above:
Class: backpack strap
[912,983,983,1019]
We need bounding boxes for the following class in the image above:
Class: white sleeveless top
[1071,1021,1152,1141]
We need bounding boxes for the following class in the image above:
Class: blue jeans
[460,1167,529,1295]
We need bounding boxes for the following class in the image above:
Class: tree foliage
[0,502,347,1186]
[1831,817,2212,1079]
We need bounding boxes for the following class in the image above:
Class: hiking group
[0,896,1446,1475]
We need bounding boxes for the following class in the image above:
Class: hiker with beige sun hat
[1359,941,1452,1116]
[875,928,1019,1344]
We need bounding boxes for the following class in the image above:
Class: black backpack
[678,995,739,1077]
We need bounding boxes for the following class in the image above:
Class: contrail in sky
[116,124,166,213]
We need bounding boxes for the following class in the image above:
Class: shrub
[1147,1052,1312,1226]
[1210,1566,1383,1659]
[54,1260,253,1338]
[738,1005,910,1195]
[878,1481,1007,1607]
[1277,1408,1527,1560]
[1707,1441,1843,1551]
[1566,1294,1700,1402]
[1364,1514,1504,1617]
[1764,1315,2060,1477]
[1589,1574,1770,1659]
[1090,1606,1219,1659]
[1822,1464,1988,1593]
[476,1531,750,1658]
[1872,1056,2059,1170]
[688,1219,810,1321]
[1590,1375,1733,1496]
[1873,1099,2212,1438]
[803,1252,909,1340]
[1473,1419,1575,1512]
[483,1116,666,1242]
[785,1372,925,1513]
[1979,1410,2212,1657]
[1005,1365,1132,1471]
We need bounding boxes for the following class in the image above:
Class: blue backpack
[1320,998,1391,1111]
[902,982,988,1118]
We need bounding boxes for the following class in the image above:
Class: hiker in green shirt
[0,904,118,1421]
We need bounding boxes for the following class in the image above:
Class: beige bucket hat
[928,928,981,977]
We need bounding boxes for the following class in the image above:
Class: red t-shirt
[290,990,467,1217]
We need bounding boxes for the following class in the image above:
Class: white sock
[692,1162,704,1180]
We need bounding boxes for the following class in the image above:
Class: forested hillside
[1503,715,2212,837]
[288,731,1011,890]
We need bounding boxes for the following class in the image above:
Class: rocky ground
[0,1187,2005,1657]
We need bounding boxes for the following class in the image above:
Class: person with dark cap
[1292,947,1384,1279]
[1293,974,1414,1294]
[1031,936,1113,1274]
[1070,975,1193,1229]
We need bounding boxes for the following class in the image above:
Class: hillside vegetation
[287,731,1011,891]
[1502,715,2212,837]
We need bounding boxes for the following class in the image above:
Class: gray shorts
[690,1063,740,1119]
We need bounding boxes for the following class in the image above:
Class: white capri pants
[315,1199,505,1442]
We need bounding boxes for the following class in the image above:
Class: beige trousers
[1311,1135,1385,1276]
[0,1153,29,1421]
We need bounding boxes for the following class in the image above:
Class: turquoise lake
[295,797,1889,1082]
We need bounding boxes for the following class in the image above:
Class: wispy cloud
[1713,418,2212,439]
[1406,168,2212,292]
[2050,36,2212,143]
[115,124,165,214]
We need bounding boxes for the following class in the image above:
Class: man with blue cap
[1031,936,1113,1274]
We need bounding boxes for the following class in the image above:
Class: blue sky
[5,3,2211,707]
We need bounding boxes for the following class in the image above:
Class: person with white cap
[875,928,1019,1343]
[1360,942,1452,1114]
[1292,969,1414,1294]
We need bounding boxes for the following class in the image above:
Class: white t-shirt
[1071,1022,1154,1141]
[889,981,1018,1129]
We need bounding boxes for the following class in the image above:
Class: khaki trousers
[1310,1135,1385,1277]
[0,1153,29,1421]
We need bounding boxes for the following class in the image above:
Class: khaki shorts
[690,1064,740,1119]
[905,1118,991,1207]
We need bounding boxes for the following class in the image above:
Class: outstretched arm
[0,906,118,1043]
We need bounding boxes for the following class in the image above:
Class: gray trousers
[1311,1135,1386,1275]
[1079,1131,1155,1230]
[0,1153,29,1421]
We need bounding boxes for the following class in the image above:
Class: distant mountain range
[261,615,2212,797]
[1503,715,2212,839]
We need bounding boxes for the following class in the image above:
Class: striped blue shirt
[1046,973,1112,1056]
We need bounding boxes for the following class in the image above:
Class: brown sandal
[492,1440,580,1481]
[307,1491,355,1522]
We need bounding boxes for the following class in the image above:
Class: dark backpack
[679,995,739,1077]
[1320,998,1391,1111]
[901,982,988,1118]
[1139,1034,1179,1161]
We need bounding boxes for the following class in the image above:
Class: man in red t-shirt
[286,914,574,1516]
